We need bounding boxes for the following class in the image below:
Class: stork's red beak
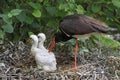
[48,38,56,53]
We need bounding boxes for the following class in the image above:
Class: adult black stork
[48,14,108,69]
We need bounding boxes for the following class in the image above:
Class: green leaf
[93,35,120,48]
[46,7,56,16]
[112,0,120,8]
[32,9,41,18]
[28,2,41,9]
[11,9,22,15]
[16,12,26,22]
[58,4,64,10]
[16,12,33,24]
[28,32,34,36]
[38,0,43,2]
[47,20,54,27]
[8,13,12,18]
[47,20,58,28]
[95,0,105,3]
[67,12,74,15]
[68,39,76,46]
[59,4,69,11]
[91,5,101,13]
[76,5,84,14]
[68,3,75,9]
[2,24,14,33]
[25,16,33,24]
[0,14,12,24]
[8,9,22,18]
[31,22,40,29]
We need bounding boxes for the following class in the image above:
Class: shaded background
[0,0,120,43]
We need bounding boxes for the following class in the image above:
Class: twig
[93,70,96,80]
[115,70,120,80]
[18,73,22,80]
[5,67,10,73]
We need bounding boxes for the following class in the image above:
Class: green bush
[0,0,120,43]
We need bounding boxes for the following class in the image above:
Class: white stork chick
[30,34,57,72]
[37,33,47,51]
[30,35,39,57]
[37,33,57,71]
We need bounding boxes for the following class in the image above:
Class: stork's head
[38,33,46,42]
[48,32,72,52]
[30,35,38,44]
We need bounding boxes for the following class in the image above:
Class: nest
[0,41,120,80]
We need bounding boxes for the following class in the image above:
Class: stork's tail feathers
[106,28,118,34]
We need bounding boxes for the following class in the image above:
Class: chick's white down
[30,34,57,71]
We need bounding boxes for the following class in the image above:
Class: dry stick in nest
[0,74,23,80]
[49,62,97,75]
[115,70,120,80]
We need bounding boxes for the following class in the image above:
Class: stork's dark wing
[59,14,108,36]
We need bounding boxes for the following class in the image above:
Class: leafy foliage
[0,0,120,44]
[2,24,13,33]
[93,35,120,48]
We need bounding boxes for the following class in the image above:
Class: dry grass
[0,41,120,80]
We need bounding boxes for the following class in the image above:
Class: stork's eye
[38,36,42,39]
[38,36,40,38]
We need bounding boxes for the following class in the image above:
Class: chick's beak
[48,38,56,53]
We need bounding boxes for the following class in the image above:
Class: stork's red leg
[74,39,78,69]
[48,38,56,53]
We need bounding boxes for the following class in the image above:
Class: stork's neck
[38,41,46,50]
[55,32,72,42]
[32,40,38,49]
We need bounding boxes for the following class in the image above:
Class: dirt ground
[0,41,120,80]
